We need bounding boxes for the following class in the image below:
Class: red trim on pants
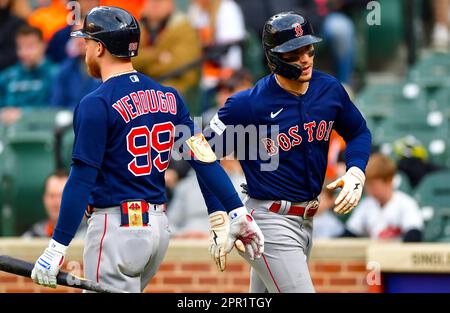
[262,254,281,293]
[96,214,108,283]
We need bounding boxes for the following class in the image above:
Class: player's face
[84,39,101,78]
[365,178,393,204]
[280,44,315,82]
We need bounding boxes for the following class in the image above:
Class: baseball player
[30,6,263,293]
[200,12,372,292]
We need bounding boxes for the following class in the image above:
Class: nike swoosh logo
[270,108,284,118]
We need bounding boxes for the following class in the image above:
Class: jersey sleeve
[72,95,108,169]
[203,93,251,158]
[333,83,372,172]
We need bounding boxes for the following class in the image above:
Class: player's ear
[96,41,105,57]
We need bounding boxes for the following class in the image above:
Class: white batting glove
[209,211,245,271]
[225,207,264,260]
[31,239,67,288]
[327,166,366,215]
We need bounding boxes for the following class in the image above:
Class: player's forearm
[196,172,227,214]
[188,159,243,213]
[344,128,372,172]
[52,162,99,246]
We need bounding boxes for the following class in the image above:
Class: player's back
[73,71,192,208]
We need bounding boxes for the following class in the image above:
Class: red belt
[269,201,318,218]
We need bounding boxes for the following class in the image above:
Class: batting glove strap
[48,238,68,255]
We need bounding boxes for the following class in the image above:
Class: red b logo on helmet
[293,23,303,37]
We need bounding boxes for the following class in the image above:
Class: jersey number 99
[126,122,175,176]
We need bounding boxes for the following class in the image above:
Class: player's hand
[31,239,68,288]
[327,166,366,215]
[209,211,245,271]
[225,207,264,260]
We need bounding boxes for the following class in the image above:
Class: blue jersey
[205,70,371,202]
[72,71,195,207]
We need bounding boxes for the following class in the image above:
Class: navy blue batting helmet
[70,6,140,58]
[262,12,322,80]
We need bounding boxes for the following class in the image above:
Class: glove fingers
[335,188,349,206]
[250,240,261,259]
[235,239,245,253]
[334,198,348,214]
[246,243,255,260]
[326,178,341,190]
[219,247,226,272]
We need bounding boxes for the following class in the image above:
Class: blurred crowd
[0,0,450,242]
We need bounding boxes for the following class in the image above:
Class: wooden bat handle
[0,255,125,293]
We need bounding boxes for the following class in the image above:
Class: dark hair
[43,170,69,193]
[16,25,44,41]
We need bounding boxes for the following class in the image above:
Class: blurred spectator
[202,68,253,127]
[167,158,245,238]
[431,0,450,51]
[22,170,87,239]
[313,181,344,239]
[188,0,246,111]
[343,153,424,242]
[0,0,27,71]
[27,0,68,42]
[0,25,57,125]
[393,136,446,189]
[50,34,101,109]
[47,0,100,63]
[9,0,32,19]
[100,0,144,18]
[325,131,346,180]
[133,0,202,95]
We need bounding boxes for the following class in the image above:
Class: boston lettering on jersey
[261,120,334,155]
[112,89,177,123]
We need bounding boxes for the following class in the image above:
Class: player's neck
[101,61,136,82]
[275,74,309,96]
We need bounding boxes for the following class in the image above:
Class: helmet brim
[271,35,322,53]
[70,30,91,39]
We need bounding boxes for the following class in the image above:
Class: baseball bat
[0,255,126,293]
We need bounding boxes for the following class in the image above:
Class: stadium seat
[1,109,60,235]
[413,170,450,208]
[393,171,412,194]
[373,107,449,166]
[355,81,427,121]
[423,207,450,242]
[408,52,450,89]
[427,87,450,118]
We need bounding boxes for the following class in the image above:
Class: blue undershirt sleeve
[187,159,242,214]
[52,161,99,246]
